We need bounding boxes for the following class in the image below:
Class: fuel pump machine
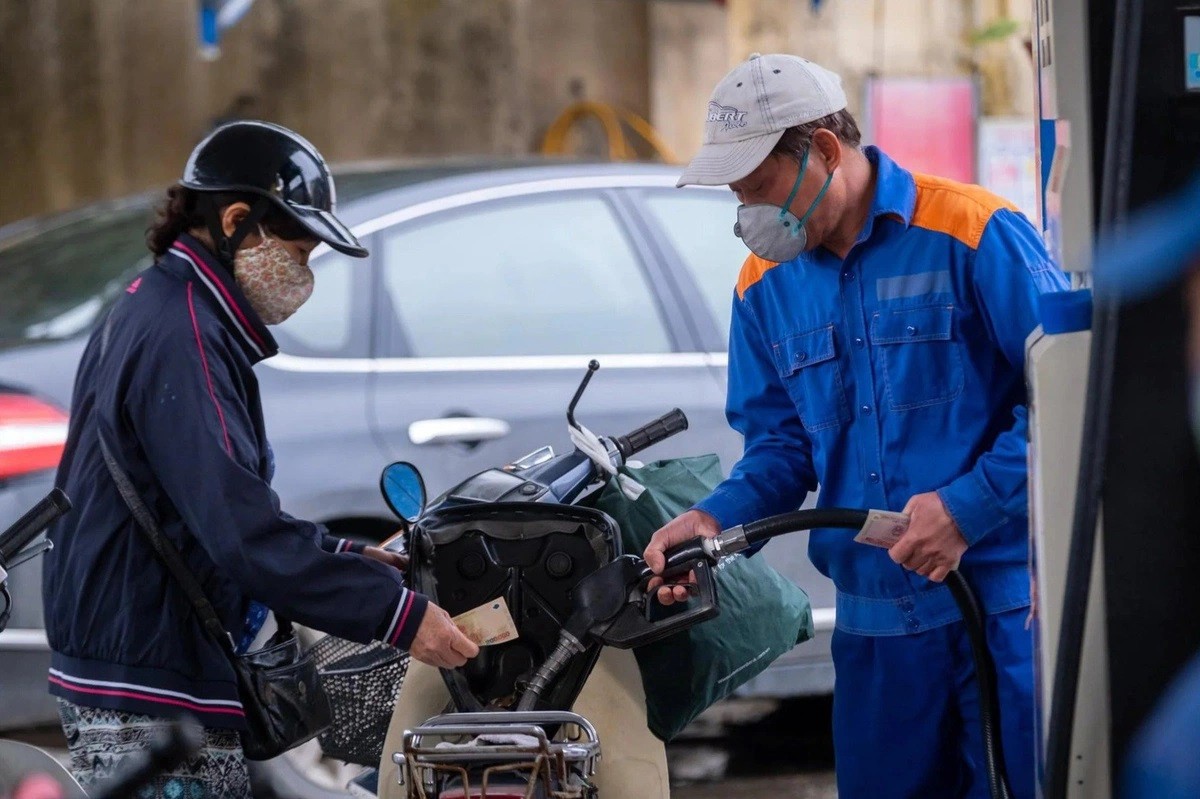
[1027,2,1200,798]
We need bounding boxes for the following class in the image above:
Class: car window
[273,251,357,355]
[643,190,750,343]
[0,204,154,347]
[380,194,672,357]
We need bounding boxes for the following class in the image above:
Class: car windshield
[0,203,155,348]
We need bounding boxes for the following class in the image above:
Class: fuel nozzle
[644,527,749,583]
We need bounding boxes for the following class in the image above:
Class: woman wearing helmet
[44,121,477,797]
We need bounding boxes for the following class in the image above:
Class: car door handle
[408,417,512,446]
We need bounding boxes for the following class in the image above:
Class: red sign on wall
[864,77,978,184]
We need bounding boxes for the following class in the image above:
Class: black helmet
[181,120,367,259]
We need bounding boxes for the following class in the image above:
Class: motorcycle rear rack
[395,711,601,799]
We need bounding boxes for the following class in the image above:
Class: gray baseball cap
[677,53,848,188]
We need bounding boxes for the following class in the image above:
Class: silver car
[0,161,833,794]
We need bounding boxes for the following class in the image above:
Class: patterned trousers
[56,699,251,799]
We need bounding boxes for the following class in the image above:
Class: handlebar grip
[0,488,71,564]
[615,409,689,459]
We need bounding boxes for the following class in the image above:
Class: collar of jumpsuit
[695,145,1070,636]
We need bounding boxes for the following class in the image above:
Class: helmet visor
[288,205,368,258]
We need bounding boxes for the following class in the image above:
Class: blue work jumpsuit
[696,146,1068,798]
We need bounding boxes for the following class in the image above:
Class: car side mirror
[380,462,427,523]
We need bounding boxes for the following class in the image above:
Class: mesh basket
[309,635,410,766]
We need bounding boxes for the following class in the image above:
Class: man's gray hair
[770,109,863,162]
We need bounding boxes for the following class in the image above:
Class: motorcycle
[0,489,85,799]
[364,360,1015,799]
[360,361,714,799]
[0,492,212,799]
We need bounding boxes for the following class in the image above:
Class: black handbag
[99,436,332,761]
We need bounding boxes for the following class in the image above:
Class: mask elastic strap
[795,169,834,233]
[225,199,270,260]
[778,148,810,223]
[202,195,270,265]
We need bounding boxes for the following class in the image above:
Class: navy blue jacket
[44,235,428,729]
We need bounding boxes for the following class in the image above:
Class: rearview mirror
[380,462,427,523]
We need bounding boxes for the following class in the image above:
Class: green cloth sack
[588,454,814,741]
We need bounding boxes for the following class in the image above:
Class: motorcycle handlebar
[0,488,71,565]
[614,409,689,460]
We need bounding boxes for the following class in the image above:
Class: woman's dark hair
[146,185,313,257]
[770,109,863,162]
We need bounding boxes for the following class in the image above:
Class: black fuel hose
[740,508,1014,799]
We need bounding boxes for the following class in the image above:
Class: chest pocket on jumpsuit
[870,304,964,410]
[771,325,850,432]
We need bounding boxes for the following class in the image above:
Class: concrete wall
[649,0,1035,164]
[0,0,1034,226]
[649,0,730,164]
[0,0,650,226]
